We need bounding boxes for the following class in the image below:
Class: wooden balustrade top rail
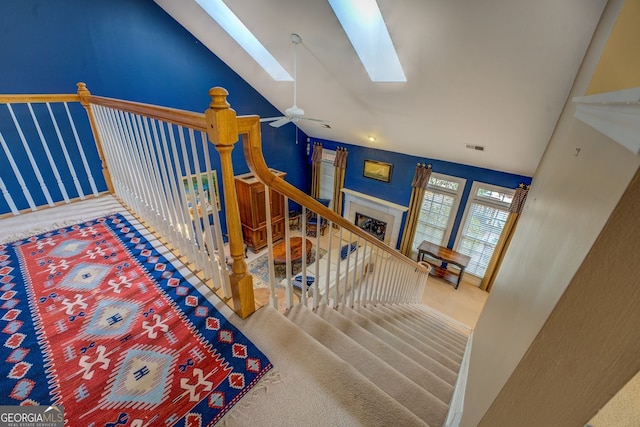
[86,95,207,131]
[0,94,81,103]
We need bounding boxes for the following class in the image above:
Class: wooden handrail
[86,94,207,131]
[0,94,80,103]
[236,114,429,274]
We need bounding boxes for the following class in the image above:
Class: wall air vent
[466,144,485,151]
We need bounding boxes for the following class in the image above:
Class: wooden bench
[417,240,471,289]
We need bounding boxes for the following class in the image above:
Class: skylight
[328,0,406,82]
[195,0,293,81]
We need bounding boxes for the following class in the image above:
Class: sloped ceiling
[154,0,607,176]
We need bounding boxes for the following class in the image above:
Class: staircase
[226,301,470,427]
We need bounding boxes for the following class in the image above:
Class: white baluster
[27,103,69,203]
[323,220,334,305]
[0,176,18,215]
[283,197,293,309]
[299,206,307,307]
[188,128,212,279]
[167,123,193,256]
[199,130,228,294]
[46,102,84,199]
[0,130,36,211]
[177,126,200,265]
[312,215,321,309]
[65,102,98,196]
[264,186,278,309]
[156,120,189,258]
[6,104,53,206]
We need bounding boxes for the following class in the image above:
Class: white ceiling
[154,0,607,176]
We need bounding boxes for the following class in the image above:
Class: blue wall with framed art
[2,0,531,250]
[308,137,532,249]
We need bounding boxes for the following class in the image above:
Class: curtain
[399,164,432,257]
[332,147,348,215]
[480,183,530,292]
[310,142,323,198]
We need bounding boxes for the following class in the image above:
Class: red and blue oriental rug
[0,213,272,426]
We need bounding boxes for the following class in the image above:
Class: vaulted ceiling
[154,0,607,176]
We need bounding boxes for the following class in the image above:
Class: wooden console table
[417,240,471,289]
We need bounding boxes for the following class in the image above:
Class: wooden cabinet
[234,170,286,252]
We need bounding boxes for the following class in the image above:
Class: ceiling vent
[466,144,485,151]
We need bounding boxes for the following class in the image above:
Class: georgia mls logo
[44,405,64,418]
[0,405,64,427]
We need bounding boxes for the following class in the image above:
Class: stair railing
[81,85,234,305]
[0,90,107,217]
[1,85,430,319]
[225,93,431,312]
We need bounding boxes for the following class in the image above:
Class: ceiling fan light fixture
[195,0,292,81]
[328,0,406,82]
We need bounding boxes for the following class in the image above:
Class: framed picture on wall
[363,159,393,183]
[182,170,221,220]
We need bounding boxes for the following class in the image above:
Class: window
[319,149,336,207]
[412,173,465,252]
[455,182,514,277]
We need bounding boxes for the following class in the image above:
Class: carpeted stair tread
[405,303,473,336]
[335,304,459,385]
[227,305,428,427]
[286,304,449,426]
[357,305,463,364]
[387,304,470,345]
[372,304,467,354]
[395,303,471,340]
[314,304,454,403]
[373,304,467,353]
[364,304,466,359]
[348,305,461,372]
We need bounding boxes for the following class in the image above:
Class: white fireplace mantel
[341,188,408,248]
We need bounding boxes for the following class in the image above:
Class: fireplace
[341,188,408,248]
[355,212,387,241]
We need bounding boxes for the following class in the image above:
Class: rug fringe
[0,211,120,244]
[217,368,283,426]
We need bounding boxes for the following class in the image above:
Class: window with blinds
[319,149,336,206]
[411,173,465,252]
[455,182,514,277]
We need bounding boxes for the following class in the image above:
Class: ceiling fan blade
[301,117,328,123]
[260,116,285,123]
[300,117,331,128]
[269,117,293,128]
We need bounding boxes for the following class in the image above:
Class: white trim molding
[445,330,474,427]
[572,87,640,155]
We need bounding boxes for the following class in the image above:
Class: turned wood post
[76,82,114,194]
[205,87,255,318]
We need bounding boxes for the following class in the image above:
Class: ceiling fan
[260,33,329,129]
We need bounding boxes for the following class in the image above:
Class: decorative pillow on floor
[292,273,315,290]
[340,243,358,259]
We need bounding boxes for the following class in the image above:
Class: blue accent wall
[0,0,307,227]
[309,138,532,249]
[1,0,531,252]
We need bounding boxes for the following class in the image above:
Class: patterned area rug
[0,213,272,425]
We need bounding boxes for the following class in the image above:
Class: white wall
[460,1,640,425]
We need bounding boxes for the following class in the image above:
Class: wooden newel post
[76,82,114,194]
[205,87,255,318]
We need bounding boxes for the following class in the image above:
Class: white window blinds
[456,183,514,277]
[411,174,465,252]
